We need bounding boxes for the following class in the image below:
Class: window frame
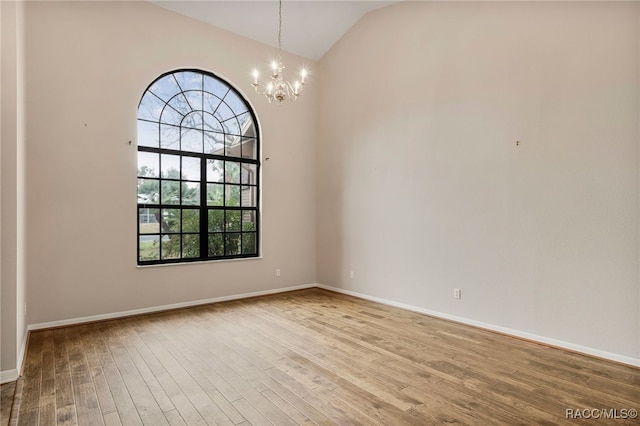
[136,69,260,266]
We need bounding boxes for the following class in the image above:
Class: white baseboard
[0,369,19,384]
[28,283,316,331]
[316,284,640,368]
[1,330,29,384]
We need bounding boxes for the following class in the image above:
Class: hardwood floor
[1,381,17,426]
[8,288,640,425]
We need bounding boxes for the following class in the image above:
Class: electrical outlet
[454,288,461,299]
[276,269,281,277]
[349,271,355,279]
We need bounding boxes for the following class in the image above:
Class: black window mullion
[212,88,231,117]
[172,74,194,112]
[200,155,207,260]
[139,144,260,165]
[178,208,183,259]
[222,160,227,256]
[137,206,141,262]
[158,153,163,261]
[157,94,185,122]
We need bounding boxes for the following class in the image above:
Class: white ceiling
[150,1,399,60]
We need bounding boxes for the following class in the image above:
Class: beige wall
[1,0,27,381]
[22,1,317,328]
[317,1,639,362]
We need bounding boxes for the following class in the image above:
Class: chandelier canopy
[251,0,308,104]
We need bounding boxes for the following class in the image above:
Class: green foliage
[139,240,159,261]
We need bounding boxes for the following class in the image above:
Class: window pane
[241,186,256,207]
[226,210,241,232]
[160,124,180,150]
[149,74,182,102]
[225,233,241,256]
[203,93,223,117]
[208,210,224,232]
[208,234,224,257]
[241,164,256,185]
[182,209,199,233]
[241,138,257,159]
[175,71,203,92]
[237,111,251,130]
[138,152,159,178]
[182,182,200,205]
[206,160,224,182]
[204,131,224,154]
[182,235,199,258]
[223,91,248,116]
[214,102,234,122]
[207,183,224,206]
[161,154,181,178]
[225,135,242,157]
[161,236,180,259]
[159,104,184,126]
[203,110,224,133]
[225,185,240,207]
[224,118,241,136]
[182,111,203,132]
[138,179,159,204]
[242,210,256,232]
[242,120,257,138]
[181,128,203,153]
[168,94,193,116]
[182,156,201,181]
[161,180,180,204]
[139,235,160,261]
[161,209,180,233]
[225,162,240,183]
[242,233,256,255]
[204,75,229,99]
[138,91,164,122]
[184,90,202,112]
[139,208,159,234]
[137,120,159,148]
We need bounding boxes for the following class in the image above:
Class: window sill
[136,256,262,268]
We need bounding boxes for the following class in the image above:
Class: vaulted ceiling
[150,1,399,60]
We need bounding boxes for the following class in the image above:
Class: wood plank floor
[9,288,640,425]
[1,382,17,426]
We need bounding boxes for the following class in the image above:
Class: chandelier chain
[278,0,282,52]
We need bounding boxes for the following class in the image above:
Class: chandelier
[251,0,308,104]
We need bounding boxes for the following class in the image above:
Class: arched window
[137,69,259,265]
